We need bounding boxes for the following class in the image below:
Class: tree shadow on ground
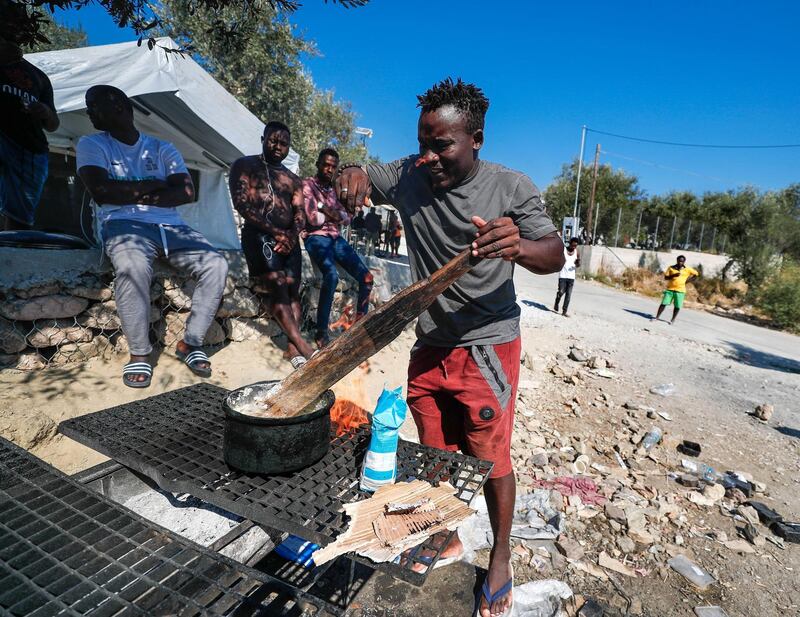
[521,299,554,313]
[724,341,800,374]
[775,426,800,439]
[623,309,654,320]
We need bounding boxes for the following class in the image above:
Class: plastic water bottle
[641,427,663,451]
[681,459,719,482]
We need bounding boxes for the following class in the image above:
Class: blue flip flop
[475,571,514,617]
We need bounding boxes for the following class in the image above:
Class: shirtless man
[229,121,315,366]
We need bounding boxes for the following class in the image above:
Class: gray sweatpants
[104,220,228,356]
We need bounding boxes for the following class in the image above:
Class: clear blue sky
[55,1,800,197]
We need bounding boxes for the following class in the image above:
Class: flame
[329,304,355,332]
[330,399,370,436]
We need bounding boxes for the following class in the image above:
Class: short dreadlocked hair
[416,77,489,134]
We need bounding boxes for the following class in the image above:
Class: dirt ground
[1,286,798,616]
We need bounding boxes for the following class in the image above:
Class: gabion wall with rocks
[0,248,410,370]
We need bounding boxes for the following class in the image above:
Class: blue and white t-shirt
[76,131,189,226]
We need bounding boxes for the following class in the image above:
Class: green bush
[758,260,800,332]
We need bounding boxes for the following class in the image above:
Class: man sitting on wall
[229,121,316,367]
[0,9,59,230]
[302,147,373,348]
[77,85,228,388]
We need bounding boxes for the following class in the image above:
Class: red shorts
[407,337,521,479]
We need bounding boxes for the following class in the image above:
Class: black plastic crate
[0,437,331,616]
[59,383,492,585]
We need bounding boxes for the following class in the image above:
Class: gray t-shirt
[367,157,556,347]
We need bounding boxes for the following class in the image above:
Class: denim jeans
[304,234,372,337]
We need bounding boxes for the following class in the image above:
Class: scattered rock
[723,539,755,554]
[522,351,535,372]
[737,505,760,527]
[753,403,773,422]
[604,503,627,524]
[528,451,549,468]
[598,551,636,577]
[616,535,637,554]
[587,356,606,369]
[0,405,56,449]
[569,347,588,363]
[556,537,585,561]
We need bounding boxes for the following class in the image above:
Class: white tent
[25,37,300,249]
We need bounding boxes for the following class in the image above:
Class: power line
[600,149,749,185]
[587,128,800,149]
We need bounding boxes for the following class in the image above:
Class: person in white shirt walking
[554,237,581,317]
[77,85,228,388]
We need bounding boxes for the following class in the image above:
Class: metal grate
[58,383,493,585]
[0,437,332,616]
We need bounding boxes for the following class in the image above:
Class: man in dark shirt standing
[336,78,564,617]
[229,121,316,367]
[0,16,59,229]
[363,206,382,255]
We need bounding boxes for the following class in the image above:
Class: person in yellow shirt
[653,255,699,324]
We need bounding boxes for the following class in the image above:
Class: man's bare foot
[407,532,463,573]
[480,547,513,617]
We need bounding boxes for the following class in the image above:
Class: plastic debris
[641,427,662,451]
[513,579,573,617]
[668,555,715,590]
[694,607,730,617]
[649,383,675,397]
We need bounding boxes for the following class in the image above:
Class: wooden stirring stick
[252,247,477,418]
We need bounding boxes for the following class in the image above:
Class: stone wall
[579,246,736,279]
[0,247,412,370]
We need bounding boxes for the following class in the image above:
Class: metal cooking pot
[223,380,334,474]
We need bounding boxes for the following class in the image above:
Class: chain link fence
[0,252,374,370]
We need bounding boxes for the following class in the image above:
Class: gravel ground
[505,271,800,617]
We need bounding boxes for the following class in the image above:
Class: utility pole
[669,216,677,249]
[586,143,601,244]
[698,222,705,251]
[654,216,660,249]
[614,208,622,247]
[685,220,692,248]
[572,126,587,223]
[635,208,643,247]
[593,203,600,243]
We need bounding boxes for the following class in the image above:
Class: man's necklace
[258,154,276,216]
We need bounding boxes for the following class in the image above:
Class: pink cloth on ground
[532,476,607,506]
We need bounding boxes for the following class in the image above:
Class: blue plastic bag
[359,385,408,492]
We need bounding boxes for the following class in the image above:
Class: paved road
[513,270,800,373]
